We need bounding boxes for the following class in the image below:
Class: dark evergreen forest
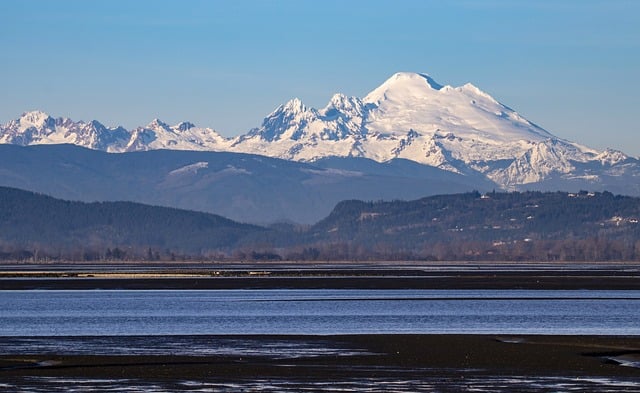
[1,187,639,262]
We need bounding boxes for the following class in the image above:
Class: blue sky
[1,0,639,155]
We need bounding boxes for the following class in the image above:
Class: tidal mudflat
[1,335,639,392]
[1,263,639,392]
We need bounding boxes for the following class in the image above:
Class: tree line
[1,187,640,262]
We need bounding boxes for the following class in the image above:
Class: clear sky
[1,0,638,156]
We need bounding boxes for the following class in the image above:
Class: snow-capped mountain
[125,119,228,152]
[0,111,227,153]
[231,73,557,165]
[1,72,639,193]
[230,72,639,190]
[0,110,131,151]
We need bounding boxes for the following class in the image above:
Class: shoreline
[1,261,640,290]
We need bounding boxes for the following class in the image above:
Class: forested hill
[1,187,640,261]
[304,191,640,261]
[0,186,265,259]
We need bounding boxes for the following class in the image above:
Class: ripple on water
[0,336,371,358]
[4,375,639,393]
[606,355,640,369]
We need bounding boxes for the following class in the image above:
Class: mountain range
[0,144,490,224]
[1,72,639,208]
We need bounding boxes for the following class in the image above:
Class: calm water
[1,289,640,336]
[2,289,640,392]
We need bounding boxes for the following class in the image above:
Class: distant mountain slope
[0,144,490,224]
[302,191,640,260]
[2,72,639,194]
[0,186,264,254]
[312,190,639,241]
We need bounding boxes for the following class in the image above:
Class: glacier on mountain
[1,72,638,193]
[228,72,638,191]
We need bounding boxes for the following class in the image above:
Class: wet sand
[1,335,639,391]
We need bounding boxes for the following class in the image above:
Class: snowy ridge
[1,72,639,192]
[0,112,228,153]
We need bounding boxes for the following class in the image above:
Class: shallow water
[1,289,640,336]
[0,335,369,358]
[2,289,640,392]
[3,375,639,393]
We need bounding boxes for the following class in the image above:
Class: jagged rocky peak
[596,148,629,165]
[88,119,107,129]
[54,116,79,128]
[326,93,361,108]
[279,98,307,114]
[322,93,365,119]
[176,121,195,131]
[146,118,170,130]
[249,98,316,140]
[19,110,55,128]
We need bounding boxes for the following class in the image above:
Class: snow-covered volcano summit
[230,72,638,189]
[363,72,553,143]
[1,72,639,193]
[231,72,558,166]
